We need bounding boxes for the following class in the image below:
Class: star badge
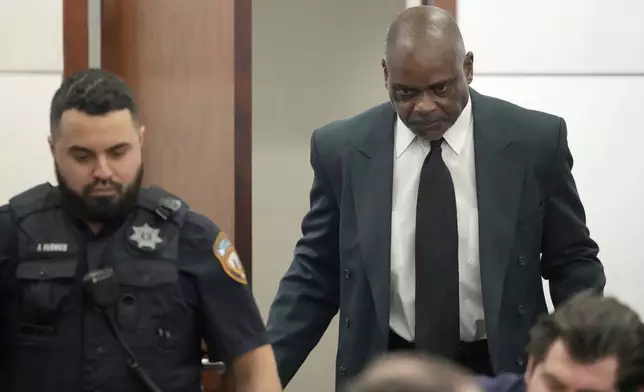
[129,223,163,251]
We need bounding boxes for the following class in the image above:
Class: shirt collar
[395,95,472,158]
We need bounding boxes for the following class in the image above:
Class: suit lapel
[471,89,525,337]
[350,103,396,338]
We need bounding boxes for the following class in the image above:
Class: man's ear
[524,356,535,384]
[48,135,55,157]
[381,57,389,88]
[464,51,474,84]
[138,125,146,147]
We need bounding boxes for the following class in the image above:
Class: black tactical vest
[4,183,203,392]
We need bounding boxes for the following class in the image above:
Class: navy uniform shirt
[0,205,15,311]
[178,210,268,362]
[0,203,267,366]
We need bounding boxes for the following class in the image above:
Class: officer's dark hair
[343,352,476,392]
[50,68,139,135]
[526,291,642,373]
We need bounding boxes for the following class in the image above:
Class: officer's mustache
[83,179,124,197]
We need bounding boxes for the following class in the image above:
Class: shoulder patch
[213,232,247,285]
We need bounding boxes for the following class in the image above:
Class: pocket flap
[16,260,78,280]
[517,202,545,225]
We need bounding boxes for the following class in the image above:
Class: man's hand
[229,344,282,392]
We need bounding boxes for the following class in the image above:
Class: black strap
[99,308,164,392]
[137,187,189,225]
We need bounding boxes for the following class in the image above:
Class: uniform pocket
[15,260,78,324]
[9,323,65,392]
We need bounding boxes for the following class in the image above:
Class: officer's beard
[55,164,144,224]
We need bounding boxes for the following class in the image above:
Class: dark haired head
[344,352,479,392]
[48,68,144,226]
[618,334,644,392]
[525,291,643,392]
[50,68,139,136]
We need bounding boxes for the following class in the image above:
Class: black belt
[388,328,415,351]
[388,329,493,375]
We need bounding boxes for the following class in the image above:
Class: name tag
[36,243,69,252]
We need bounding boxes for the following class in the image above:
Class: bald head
[381,6,473,141]
[384,6,465,64]
[345,353,481,392]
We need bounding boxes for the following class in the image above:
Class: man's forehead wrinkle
[388,7,454,41]
[385,6,465,61]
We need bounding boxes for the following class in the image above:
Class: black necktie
[414,138,460,359]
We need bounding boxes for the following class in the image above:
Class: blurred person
[344,352,481,392]
[477,291,644,392]
[0,69,282,392]
[618,339,644,392]
[266,4,605,390]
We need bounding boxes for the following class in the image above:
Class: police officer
[0,69,282,392]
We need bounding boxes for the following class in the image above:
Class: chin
[88,195,119,204]
[414,128,446,141]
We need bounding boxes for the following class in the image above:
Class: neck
[85,221,103,234]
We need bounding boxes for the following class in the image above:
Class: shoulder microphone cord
[98,307,163,392]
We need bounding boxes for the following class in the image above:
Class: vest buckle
[154,196,182,221]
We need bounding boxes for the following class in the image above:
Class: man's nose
[414,92,438,114]
[93,156,114,179]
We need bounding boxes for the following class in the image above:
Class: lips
[411,121,444,132]
[90,188,116,195]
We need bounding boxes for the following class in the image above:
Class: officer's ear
[138,125,146,147]
[524,356,536,383]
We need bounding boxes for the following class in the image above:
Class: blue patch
[216,237,230,258]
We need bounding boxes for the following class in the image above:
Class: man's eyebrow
[392,83,419,90]
[106,142,131,151]
[393,76,458,91]
[428,76,457,88]
[67,143,130,154]
[68,145,94,154]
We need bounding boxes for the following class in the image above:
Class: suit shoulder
[0,204,16,252]
[179,211,224,251]
[313,102,393,154]
[0,204,12,227]
[477,93,564,162]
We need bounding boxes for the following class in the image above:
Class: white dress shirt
[389,96,486,342]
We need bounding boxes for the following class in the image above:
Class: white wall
[0,0,62,204]
[459,0,644,75]
[252,0,405,391]
[459,0,644,313]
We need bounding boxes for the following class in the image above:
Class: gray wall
[252,0,405,390]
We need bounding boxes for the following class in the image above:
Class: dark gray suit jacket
[266,89,605,390]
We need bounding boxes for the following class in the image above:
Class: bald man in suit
[266,6,605,390]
